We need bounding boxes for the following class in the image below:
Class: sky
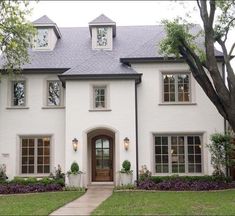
[29,0,234,66]
[29,1,200,26]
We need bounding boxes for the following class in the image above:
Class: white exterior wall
[133,62,224,176]
[65,80,136,186]
[0,74,65,179]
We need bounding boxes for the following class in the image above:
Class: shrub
[50,164,65,180]
[114,184,136,190]
[0,183,63,194]
[63,186,86,192]
[208,133,234,177]
[139,165,152,181]
[0,164,8,181]
[137,175,235,191]
[68,162,80,175]
[120,160,133,174]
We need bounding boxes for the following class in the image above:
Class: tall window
[36,29,49,48]
[93,86,106,109]
[21,137,50,174]
[163,73,190,102]
[47,81,62,106]
[154,135,202,174]
[12,81,25,106]
[97,27,108,47]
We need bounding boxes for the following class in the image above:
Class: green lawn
[0,191,84,215]
[93,190,235,215]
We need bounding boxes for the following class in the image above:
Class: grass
[93,190,235,215]
[0,191,84,215]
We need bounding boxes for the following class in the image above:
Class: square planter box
[119,173,133,185]
[68,174,81,187]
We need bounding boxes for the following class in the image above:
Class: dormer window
[36,29,49,48]
[97,27,108,47]
[32,15,62,51]
[89,14,116,51]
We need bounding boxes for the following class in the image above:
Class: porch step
[87,184,114,189]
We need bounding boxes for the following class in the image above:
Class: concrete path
[50,185,113,216]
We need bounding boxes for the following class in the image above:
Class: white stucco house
[0,14,228,186]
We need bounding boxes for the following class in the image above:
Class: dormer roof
[89,14,116,37]
[33,15,62,39]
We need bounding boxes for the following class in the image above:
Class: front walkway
[50,185,113,216]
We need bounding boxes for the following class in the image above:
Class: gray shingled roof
[21,25,166,71]
[89,14,115,24]
[0,16,223,76]
[33,15,55,24]
[64,51,135,75]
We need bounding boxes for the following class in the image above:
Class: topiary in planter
[121,160,131,173]
[70,162,79,174]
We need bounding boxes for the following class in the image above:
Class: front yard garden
[93,190,235,215]
[0,191,84,215]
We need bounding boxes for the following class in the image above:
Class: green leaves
[159,19,200,59]
[0,0,36,75]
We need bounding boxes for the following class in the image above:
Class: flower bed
[0,183,63,194]
[0,177,65,194]
[137,175,235,191]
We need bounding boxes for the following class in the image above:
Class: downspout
[135,81,139,184]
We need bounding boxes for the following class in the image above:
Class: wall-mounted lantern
[124,137,130,151]
[72,138,78,152]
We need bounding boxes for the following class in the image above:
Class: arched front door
[92,135,113,181]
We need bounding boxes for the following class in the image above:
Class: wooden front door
[92,135,113,181]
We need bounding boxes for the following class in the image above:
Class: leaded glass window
[163,74,190,102]
[97,27,108,47]
[21,137,50,174]
[154,135,202,174]
[37,29,49,48]
[47,81,61,106]
[12,81,25,106]
[94,87,106,109]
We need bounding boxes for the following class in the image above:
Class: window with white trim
[47,80,62,106]
[11,80,26,106]
[97,27,108,47]
[163,73,190,102]
[36,28,49,48]
[93,86,106,109]
[20,137,50,174]
[154,135,202,174]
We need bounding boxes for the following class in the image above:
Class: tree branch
[209,0,216,27]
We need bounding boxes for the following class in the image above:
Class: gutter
[120,56,225,64]
[58,73,142,84]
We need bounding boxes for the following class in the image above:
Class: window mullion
[175,75,178,102]
[168,136,172,174]
[35,138,37,174]
[185,135,188,174]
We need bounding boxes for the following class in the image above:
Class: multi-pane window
[94,87,106,109]
[47,81,61,106]
[97,27,108,47]
[155,135,202,174]
[12,81,25,106]
[163,73,190,102]
[21,137,50,174]
[36,29,49,48]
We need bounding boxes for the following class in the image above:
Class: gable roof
[89,14,115,25]
[33,15,55,25]
[33,15,62,38]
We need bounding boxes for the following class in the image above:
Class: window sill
[152,173,204,176]
[89,109,112,112]
[42,106,65,109]
[6,106,29,110]
[159,102,197,106]
[16,174,50,178]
